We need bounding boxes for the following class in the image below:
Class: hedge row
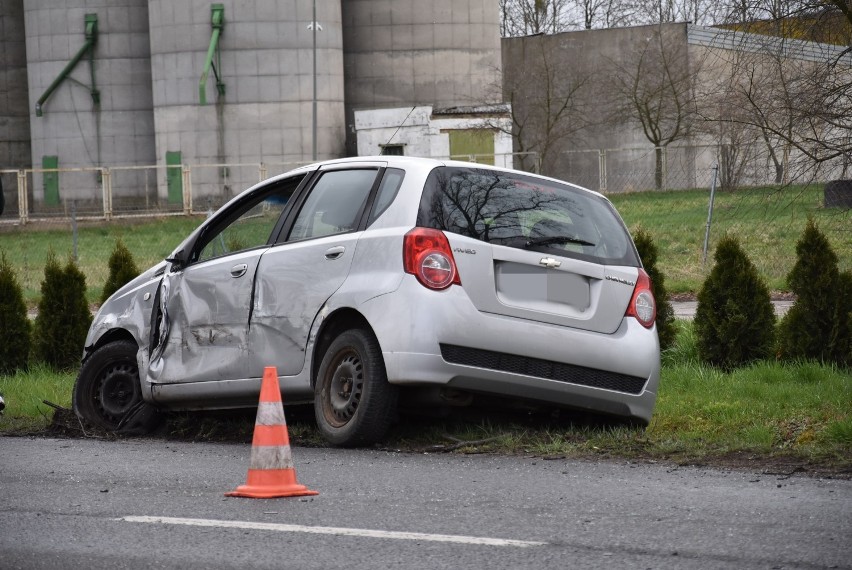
[1,223,849,377]
[0,239,139,374]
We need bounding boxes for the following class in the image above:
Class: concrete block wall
[23,0,155,206]
[501,23,694,183]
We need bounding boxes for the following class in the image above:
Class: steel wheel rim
[322,348,364,428]
[97,361,140,419]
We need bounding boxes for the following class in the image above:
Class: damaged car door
[247,166,380,379]
[147,175,304,388]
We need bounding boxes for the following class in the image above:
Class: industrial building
[0,0,510,218]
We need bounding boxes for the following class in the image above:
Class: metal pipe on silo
[199,4,225,105]
[35,14,99,117]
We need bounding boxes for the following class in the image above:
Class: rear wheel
[73,340,159,433]
[314,328,397,447]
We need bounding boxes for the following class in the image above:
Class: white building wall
[354,105,514,168]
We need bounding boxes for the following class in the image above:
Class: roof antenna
[381,106,416,155]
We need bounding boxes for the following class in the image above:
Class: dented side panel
[85,263,166,355]
[248,233,361,378]
[147,249,265,387]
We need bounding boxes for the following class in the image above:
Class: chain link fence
[0,161,310,226]
[559,144,851,290]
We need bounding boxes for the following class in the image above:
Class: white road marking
[121,515,545,548]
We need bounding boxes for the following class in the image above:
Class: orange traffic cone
[226,366,318,499]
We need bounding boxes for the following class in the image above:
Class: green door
[448,130,495,165]
[43,155,59,206]
[166,151,182,205]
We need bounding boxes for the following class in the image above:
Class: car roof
[316,156,605,198]
[249,155,606,204]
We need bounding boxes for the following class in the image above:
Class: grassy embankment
[0,183,848,304]
[1,322,849,471]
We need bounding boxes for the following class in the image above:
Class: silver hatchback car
[74,157,660,446]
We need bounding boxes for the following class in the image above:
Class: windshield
[417,167,639,266]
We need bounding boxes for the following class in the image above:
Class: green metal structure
[199,4,226,105]
[42,156,59,206]
[35,14,99,117]
[166,151,183,204]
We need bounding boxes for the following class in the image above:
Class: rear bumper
[361,277,660,422]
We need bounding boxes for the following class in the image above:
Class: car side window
[288,169,378,241]
[195,179,300,263]
[367,168,405,225]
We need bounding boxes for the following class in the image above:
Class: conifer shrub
[632,226,676,351]
[778,219,851,366]
[33,251,93,370]
[0,251,31,374]
[694,234,776,370]
[101,238,140,304]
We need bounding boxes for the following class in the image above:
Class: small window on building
[380,144,405,156]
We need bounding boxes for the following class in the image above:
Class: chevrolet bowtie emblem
[539,257,561,268]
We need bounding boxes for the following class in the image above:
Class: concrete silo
[0,0,31,220]
[23,0,155,214]
[147,0,346,208]
[341,0,504,155]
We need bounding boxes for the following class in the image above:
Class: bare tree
[570,0,638,28]
[499,35,593,174]
[500,0,573,36]
[609,26,697,188]
[697,2,852,182]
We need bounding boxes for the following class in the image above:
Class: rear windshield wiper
[525,235,596,248]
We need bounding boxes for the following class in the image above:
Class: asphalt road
[1,436,849,569]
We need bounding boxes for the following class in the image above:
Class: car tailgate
[447,234,638,335]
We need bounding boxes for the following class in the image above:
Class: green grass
[0,364,76,433]
[2,322,849,471]
[0,215,205,305]
[609,183,850,292]
[0,183,848,304]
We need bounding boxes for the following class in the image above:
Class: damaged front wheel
[73,340,160,434]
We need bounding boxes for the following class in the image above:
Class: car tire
[73,340,160,433]
[314,328,397,447]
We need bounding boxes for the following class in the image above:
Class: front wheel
[73,340,160,433]
[314,328,397,447]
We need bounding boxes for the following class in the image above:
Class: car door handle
[230,263,248,278]
[325,246,346,260]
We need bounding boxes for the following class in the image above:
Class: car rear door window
[288,169,378,241]
[368,168,405,225]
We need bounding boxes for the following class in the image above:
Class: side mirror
[166,249,187,271]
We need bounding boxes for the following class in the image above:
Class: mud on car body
[74,157,660,446]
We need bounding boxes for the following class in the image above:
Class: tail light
[403,228,461,290]
[626,269,656,328]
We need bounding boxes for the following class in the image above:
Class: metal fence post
[598,149,607,192]
[101,167,112,220]
[259,162,267,183]
[182,164,192,215]
[17,169,28,225]
[71,200,78,262]
[702,163,719,266]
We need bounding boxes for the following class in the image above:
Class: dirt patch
[669,291,795,302]
[30,407,850,480]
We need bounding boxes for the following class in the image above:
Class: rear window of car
[417,167,639,266]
